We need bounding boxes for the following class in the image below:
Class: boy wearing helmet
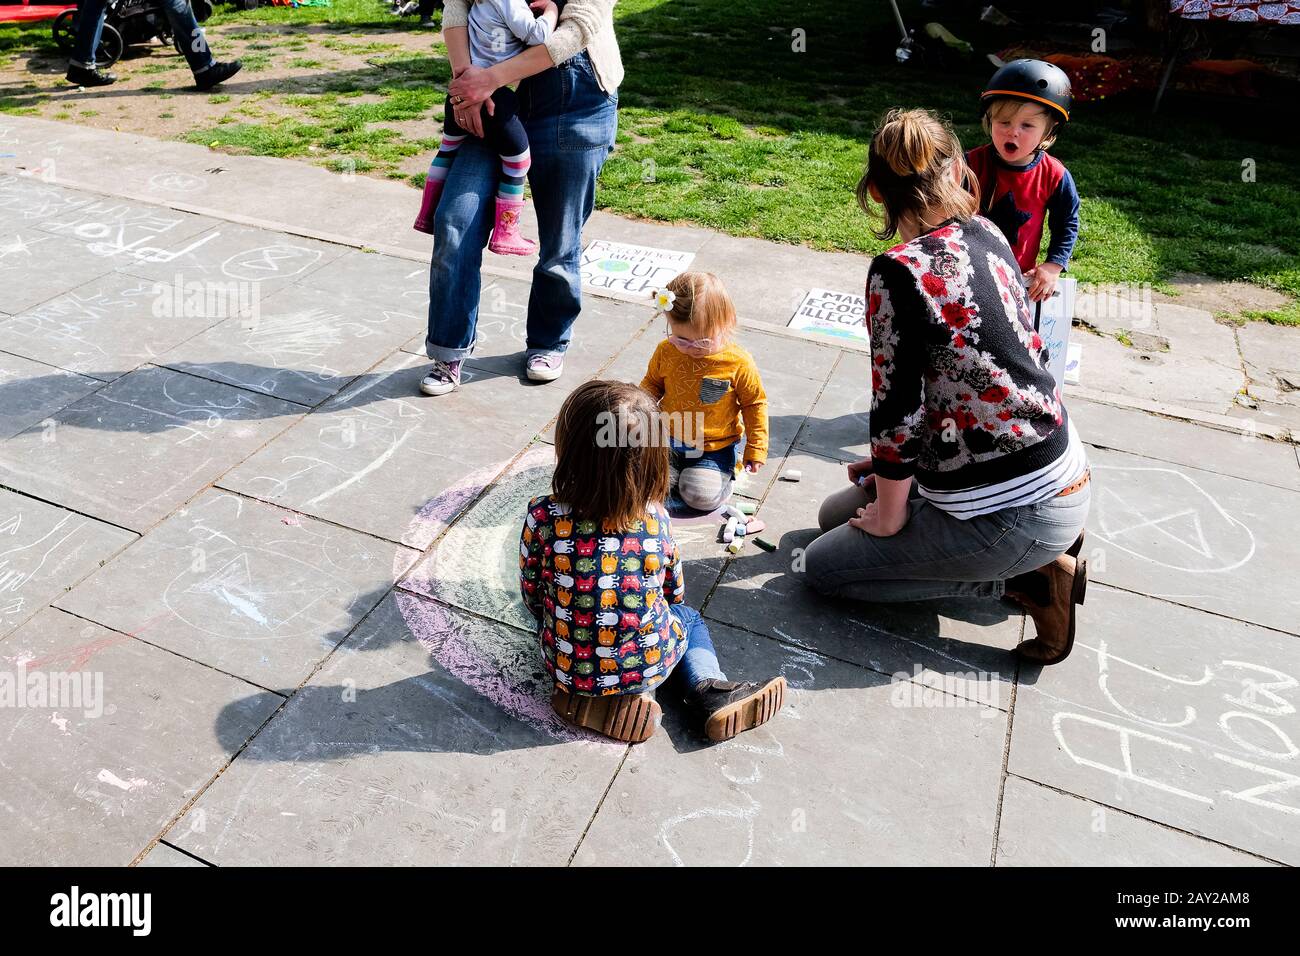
[967,59,1080,303]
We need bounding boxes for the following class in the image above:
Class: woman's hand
[848,501,908,537]
[448,65,498,138]
[846,457,873,487]
[1026,262,1062,303]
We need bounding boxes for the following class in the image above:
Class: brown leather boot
[1009,554,1088,665]
[551,685,660,743]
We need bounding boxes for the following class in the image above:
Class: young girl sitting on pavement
[519,380,786,743]
[640,272,769,515]
[413,0,558,255]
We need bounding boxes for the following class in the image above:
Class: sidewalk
[0,120,1297,866]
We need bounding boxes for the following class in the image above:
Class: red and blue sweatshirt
[966,144,1080,275]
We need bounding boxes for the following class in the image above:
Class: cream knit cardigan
[442,0,624,93]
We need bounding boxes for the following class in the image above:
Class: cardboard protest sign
[1033,276,1077,390]
[788,288,869,343]
[579,240,694,299]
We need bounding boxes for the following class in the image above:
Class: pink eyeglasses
[666,324,717,354]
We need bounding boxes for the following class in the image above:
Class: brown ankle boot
[551,685,660,743]
[1009,555,1087,665]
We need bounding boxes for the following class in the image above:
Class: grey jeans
[802,479,1090,603]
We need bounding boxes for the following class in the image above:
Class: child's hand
[743,460,762,474]
[1026,262,1063,303]
[530,0,558,16]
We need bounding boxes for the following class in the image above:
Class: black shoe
[66,65,117,87]
[194,59,241,91]
[688,677,786,742]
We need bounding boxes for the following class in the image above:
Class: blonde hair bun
[877,109,937,178]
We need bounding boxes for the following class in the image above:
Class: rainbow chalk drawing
[395,446,617,746]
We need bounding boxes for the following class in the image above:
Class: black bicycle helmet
[981,59,1072,123]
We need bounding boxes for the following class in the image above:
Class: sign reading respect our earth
[579,240,695,298]
[788,287,870,343]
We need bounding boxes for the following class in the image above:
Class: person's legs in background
[519,54,617,381]
[67,0,114,86]
[420,135,499,395]
[157,0,241,89]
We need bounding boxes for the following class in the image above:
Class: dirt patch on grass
[0,19,447,184]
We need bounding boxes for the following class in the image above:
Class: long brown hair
[553,380,669,532]
[856,108,978,241]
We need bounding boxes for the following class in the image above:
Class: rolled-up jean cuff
[525,346,568,359]
[425,338,473,362]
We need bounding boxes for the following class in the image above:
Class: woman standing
[417,0,621,395]
[803,109,1090,664]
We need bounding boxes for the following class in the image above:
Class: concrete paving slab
[738,326,842,383]
[1010,585,1300,865]
[996,777,1273,867]
[574,619,1005,866]
[0,173,99,227]
[156,282,421,407]
[793,348,871,463]
[705,450,1023,703]
[1239,321,1300,393]
[33,195,219,268]
[1086,445,1300,634]
[294,248,430,318]
[138,843,211,867]
[57,489,418,689]
[0,271,229,381]
[693,232,870,331]
[118,221,346,296]
[0,488,136,642]
[167,592,626,865]
[1070,398,1300,492]
[218,351,545,547]
[0,607,279,866]
[0,350,102,441]
[0,231,117,314]
[0,365,304,532]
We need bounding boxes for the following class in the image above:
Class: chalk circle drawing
[395,446,615,745]
[1091,465,1256,573]
[221,245,324,282]
[148,171,207,194]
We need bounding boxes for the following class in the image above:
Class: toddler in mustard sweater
[641,272,769,514]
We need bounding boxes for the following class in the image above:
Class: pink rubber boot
[488,197,537,256]
[412,176,444,235]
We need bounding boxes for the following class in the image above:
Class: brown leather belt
[1056,468,1091,498]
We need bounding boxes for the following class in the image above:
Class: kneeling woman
[803,109,1089,664]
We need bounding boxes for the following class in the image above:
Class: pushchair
[52,0,214,67]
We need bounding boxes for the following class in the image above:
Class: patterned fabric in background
[519,496,687,697]
[1171,1,1300,23]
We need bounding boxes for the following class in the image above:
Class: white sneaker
[525,350,565,382]
[419,359,462,395]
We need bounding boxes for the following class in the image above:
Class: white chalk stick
[780,469,802,482]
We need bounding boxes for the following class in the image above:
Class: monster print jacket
[866,215,1070,493]
[519,496,686,697]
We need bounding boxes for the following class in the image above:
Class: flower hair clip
[652,288,676,315]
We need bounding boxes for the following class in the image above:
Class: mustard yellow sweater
[640,340,769,463]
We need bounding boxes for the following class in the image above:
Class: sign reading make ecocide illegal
[788,287,869,343]
[580,240,695,299]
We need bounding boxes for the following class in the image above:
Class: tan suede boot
[551,685,661,743]
[1010,554,1088,665]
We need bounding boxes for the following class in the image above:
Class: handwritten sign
[1034,276,1077,389]
[788,288,869,343]
[579,240,694,299]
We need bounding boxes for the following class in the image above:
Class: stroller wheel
[193,0,214,22]
[98,23,125,67]
[51,10,79,53]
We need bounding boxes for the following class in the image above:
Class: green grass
[2,0,1297,307]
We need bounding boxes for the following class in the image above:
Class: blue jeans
[424,51,618,362]
[72,0,215,74]
[668,440,738,514]
[667,605,726,689]
[803,480,1091,602]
